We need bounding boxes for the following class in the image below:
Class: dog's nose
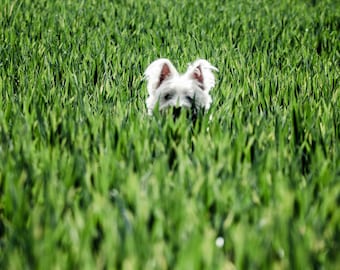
[172,107,182,119]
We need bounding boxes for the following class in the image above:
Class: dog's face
[144,58,218,116]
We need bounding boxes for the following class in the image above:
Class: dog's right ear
[144,58,178,95]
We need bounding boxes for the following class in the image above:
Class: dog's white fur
[144,58,218,115]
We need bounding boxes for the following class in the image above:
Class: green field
[0,0,339,269]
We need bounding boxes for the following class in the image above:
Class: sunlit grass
[0,0,339,269]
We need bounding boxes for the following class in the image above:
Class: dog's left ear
[187,59,218,92]
[144,58,178,95]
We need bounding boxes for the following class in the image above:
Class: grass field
[0,0,339,269]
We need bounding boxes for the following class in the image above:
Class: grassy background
[0,0,339,269]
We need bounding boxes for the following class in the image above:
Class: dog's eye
[164,93,173,100]
[186,96,194,103]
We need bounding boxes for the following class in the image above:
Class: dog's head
[144,58,218,116]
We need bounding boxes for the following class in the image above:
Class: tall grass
[0,0,339,269]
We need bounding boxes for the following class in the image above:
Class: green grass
[0,0,339,269]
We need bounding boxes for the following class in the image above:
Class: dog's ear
[187,59,218,92]
[144,59,178,95]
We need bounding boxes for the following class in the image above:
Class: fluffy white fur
[144,58,218,115]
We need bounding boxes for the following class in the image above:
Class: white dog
[144,58,218,117]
